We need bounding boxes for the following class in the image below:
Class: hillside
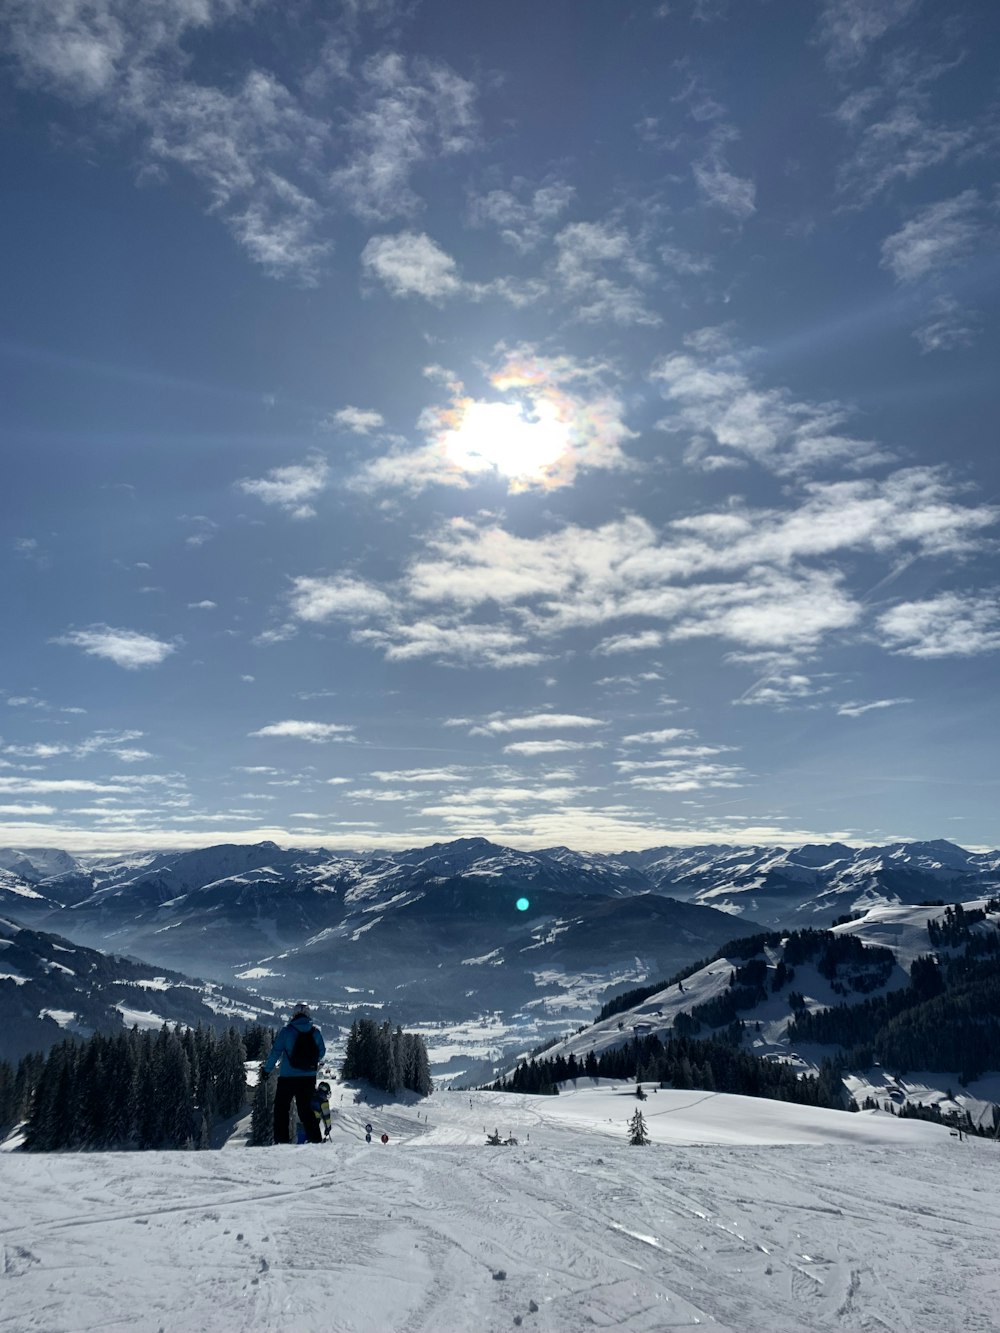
[0,1083,995,1332]
[0,916,279,1063]
[535,899,1000,1130]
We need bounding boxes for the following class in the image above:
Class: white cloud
[502,739,605,756]
[736,673,831,710]
[280,456,996,683]
[54,625,177,669]
[876,592,1000,658]
[4,8,507,285]
[353,619,547,668]
[468,178,574,252]
[473,713,604,735]
[816,0,918,68]
[552,220,660,326]
[362,232,547,308]
[2,1,334,283]
[692,159,755,219]
[188,600,217,610]
[913,297,979,354]
[593,630,664,655]
[837,697,913,717]
[288,575,394,623]
[330,52,477,221]
[250,720,356,743]
[3,743,70,758]
[692,124,755,220]
[652,341,889,474]
[368,767,471,783]
[327,406,385,434]
[238,456,329,519]
[362,231,464,301]
[626,759,746,791]
[835,54,977,204]
[0,777,133,795]
[881,191,986,284]
[622,729,695,746]
[0,803,55,815]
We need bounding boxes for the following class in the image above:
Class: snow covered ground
[2,1082,998,1331]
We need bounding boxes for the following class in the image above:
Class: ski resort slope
[2,1085,998,1332]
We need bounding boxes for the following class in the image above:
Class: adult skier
[260,1002,326,1144]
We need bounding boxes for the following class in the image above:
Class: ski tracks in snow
[2,1140,1000,1330]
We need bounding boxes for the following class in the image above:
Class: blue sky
[1,0,998,854]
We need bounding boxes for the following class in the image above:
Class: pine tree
[215,1028,248,1119]
[627,1108,650,1145]
[249,1074,274,1146]
[0,1059,15,1130]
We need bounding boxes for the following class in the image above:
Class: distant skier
[260,1002,327,1144]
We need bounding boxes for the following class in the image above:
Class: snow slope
[2,1083,997,1331]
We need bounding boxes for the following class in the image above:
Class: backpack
[288,1026,319,1072]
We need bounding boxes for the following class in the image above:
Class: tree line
[788,941,1000,1084]
[489,1030,846,1110]
[340,1018,432,1095]
[598,928,896,1026]
[4,1022,273,1151]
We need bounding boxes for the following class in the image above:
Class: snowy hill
[0,1082,996,1332]
[0,916,279,1062]
[542,899,1000,1132]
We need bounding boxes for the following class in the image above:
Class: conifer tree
[249,1073,274,1146]
[215,1028,248,1118]
[0,1059,15,1130]
[627,1108,650,1145]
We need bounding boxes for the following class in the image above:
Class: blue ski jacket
[263,1015,326,1078]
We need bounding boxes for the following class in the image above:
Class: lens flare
[516,897,530,911]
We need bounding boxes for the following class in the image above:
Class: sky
[1,0,999,855]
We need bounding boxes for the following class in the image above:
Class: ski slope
[2,1082,999,1331]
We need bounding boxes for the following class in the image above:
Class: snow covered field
[2,1082,998,1332]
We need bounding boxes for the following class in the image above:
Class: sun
[443,397,570,483]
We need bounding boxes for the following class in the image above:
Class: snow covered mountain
[0,839,740,1026]
[545,896,1000,1133]
[622,837,1000,923]
[0,916,279,1063]
[1,836,997,1051]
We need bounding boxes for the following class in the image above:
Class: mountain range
[1,836,997,1068]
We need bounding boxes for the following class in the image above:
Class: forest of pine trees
[2,1022,273,1151]
[490,1031,847,1110]
[788,939,1000,1083]
[340,1018,432,1095]
[598,928,897,1024]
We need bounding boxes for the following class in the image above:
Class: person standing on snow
[312,1080,333,1140]
[260,1002,326,1144]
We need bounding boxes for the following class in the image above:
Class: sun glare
[444,398,570,482]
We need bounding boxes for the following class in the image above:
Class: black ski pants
[273,1075,322,1143]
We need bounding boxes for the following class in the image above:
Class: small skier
[313,1081,333,1140]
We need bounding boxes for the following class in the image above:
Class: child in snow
[312,1081,333,1139]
